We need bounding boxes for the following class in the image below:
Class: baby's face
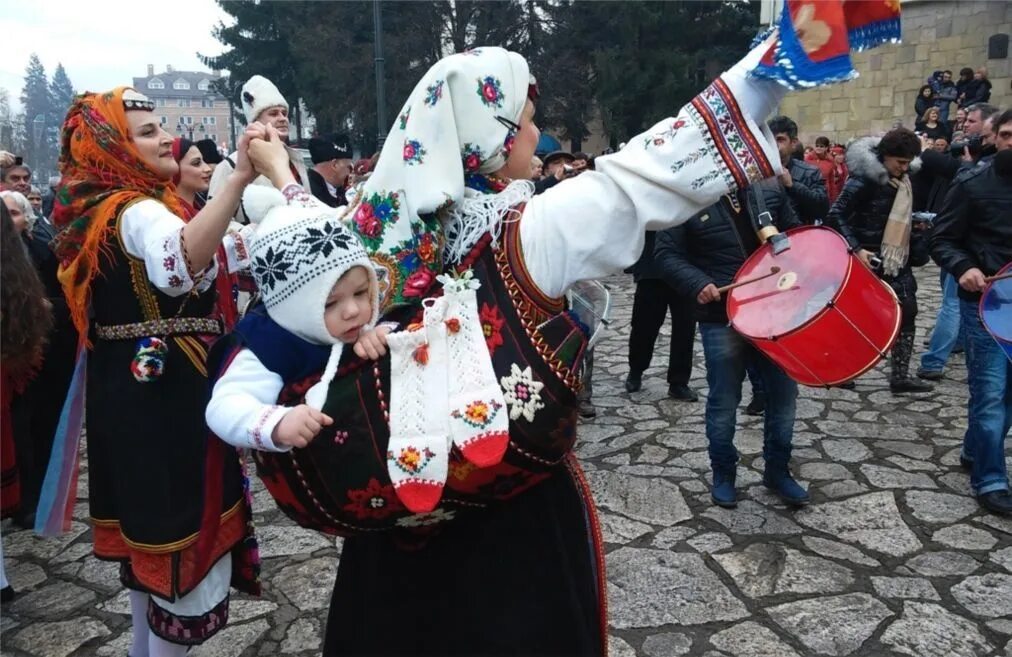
[324,266,372,343]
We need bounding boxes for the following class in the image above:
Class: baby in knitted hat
[206,186,389,451]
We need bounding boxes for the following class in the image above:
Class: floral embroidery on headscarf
[477,76,505,108]
[461,143,484,173]
[353,47,531,309]
[502,131,516,156]
[403,139,426,165]
[353,190,401,249]
[51,87,186,345]
[424,80,444,107]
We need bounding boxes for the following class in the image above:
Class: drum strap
[745,182,791,254]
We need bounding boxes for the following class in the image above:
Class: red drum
[980,262,1012,362]
[727,226,901,387]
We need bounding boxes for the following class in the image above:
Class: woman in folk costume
[43,89,259,656]
[242,6,899,654]
[243,41,782,657]
[171,137,250,331]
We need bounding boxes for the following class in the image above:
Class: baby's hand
[353,325,392,360]
[272,404,333,449]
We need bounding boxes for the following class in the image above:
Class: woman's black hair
[878,127,922,160]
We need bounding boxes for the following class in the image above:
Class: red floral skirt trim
[93,501,247,600]
[566,454,608,657]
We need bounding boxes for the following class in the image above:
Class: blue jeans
[959,300,1012,495]
[920,272,964,373]
[699,323,798,473]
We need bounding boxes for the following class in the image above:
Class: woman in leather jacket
[825,129,933,393]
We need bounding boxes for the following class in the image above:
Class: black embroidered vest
[252,215,590,535]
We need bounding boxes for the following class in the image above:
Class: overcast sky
[1,0,232,111]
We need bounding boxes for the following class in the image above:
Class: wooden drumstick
[983,272,1012,283]
[716,266,782,294]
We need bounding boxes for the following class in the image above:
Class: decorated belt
[94,317,223,341]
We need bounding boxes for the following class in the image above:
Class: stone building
[131,65,233,149]
[778,0,1012,145]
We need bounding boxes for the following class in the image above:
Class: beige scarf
[880,174,912,277]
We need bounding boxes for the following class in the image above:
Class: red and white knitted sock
[444,283,510,467]
[386,303,450,513]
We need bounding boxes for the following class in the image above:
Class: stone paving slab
[2,264,1010,656]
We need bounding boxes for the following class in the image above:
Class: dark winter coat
[307,169,345,208]
[960,78,992,107]
[824,137,929,267]
[931,157,1012,301]
[784,157,829,224]
[653,183,799,324]
[627,231,662,282]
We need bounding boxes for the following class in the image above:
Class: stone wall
[778,0,1012,144]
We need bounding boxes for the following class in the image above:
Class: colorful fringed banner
[35,347,87,536]
[752,0,901,89]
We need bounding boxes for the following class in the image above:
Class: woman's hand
[232,132,257,185]
[247,123,292,186]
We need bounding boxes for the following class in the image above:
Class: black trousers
[627,279,696,386]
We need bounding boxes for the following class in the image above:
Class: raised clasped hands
[244,122,291,184]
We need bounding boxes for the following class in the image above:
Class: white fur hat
[241,75,288,125]
[245,187,379,347]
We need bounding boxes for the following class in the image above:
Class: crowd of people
[0,33,1009,657]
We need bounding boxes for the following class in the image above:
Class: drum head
[728,226,850,339]
[980,262,1012,346]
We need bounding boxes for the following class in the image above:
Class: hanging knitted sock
[385,302,450,513]
[444,284,510,467]
[128,590,151,657]
[148,633,189,657]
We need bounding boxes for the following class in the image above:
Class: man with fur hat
[208,75,309,224]
[307,133,353,208]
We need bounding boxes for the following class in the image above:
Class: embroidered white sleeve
[518,72,783,299]
[222,224,255,273]
[205,348,292,452]
[120,199,218,297]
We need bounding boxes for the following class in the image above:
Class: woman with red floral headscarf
[45,88,260,656]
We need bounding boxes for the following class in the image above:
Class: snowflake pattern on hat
[250,214,357,306]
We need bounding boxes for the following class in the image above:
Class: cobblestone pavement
[2,263,1011,657]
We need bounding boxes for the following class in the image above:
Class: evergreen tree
[49,63,77,127]
[20,53,54,173]
[200,1,303,135]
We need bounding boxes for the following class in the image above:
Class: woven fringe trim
[442,180,534,265]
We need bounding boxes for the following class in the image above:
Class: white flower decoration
[396,508,456,527]
[500,363,546,422]
[436,268,481,294]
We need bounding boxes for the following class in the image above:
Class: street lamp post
[33,114,45,172]
[373,0,387,148]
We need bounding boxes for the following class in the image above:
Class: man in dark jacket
[930,109,1012,516]
[826,129,933,394]
[768,116,829,224]
[623,232,697,401]
[654,182,807,509]
[307,134,353,207]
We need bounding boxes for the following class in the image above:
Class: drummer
[930,108,1012,516]
[654,181,807,509]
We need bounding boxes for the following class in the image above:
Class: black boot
[890,331,933,394]
[624,371,643,393]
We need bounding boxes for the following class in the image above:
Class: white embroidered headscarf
[348,46,535,311]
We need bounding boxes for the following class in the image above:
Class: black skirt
[323,462,605,657]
